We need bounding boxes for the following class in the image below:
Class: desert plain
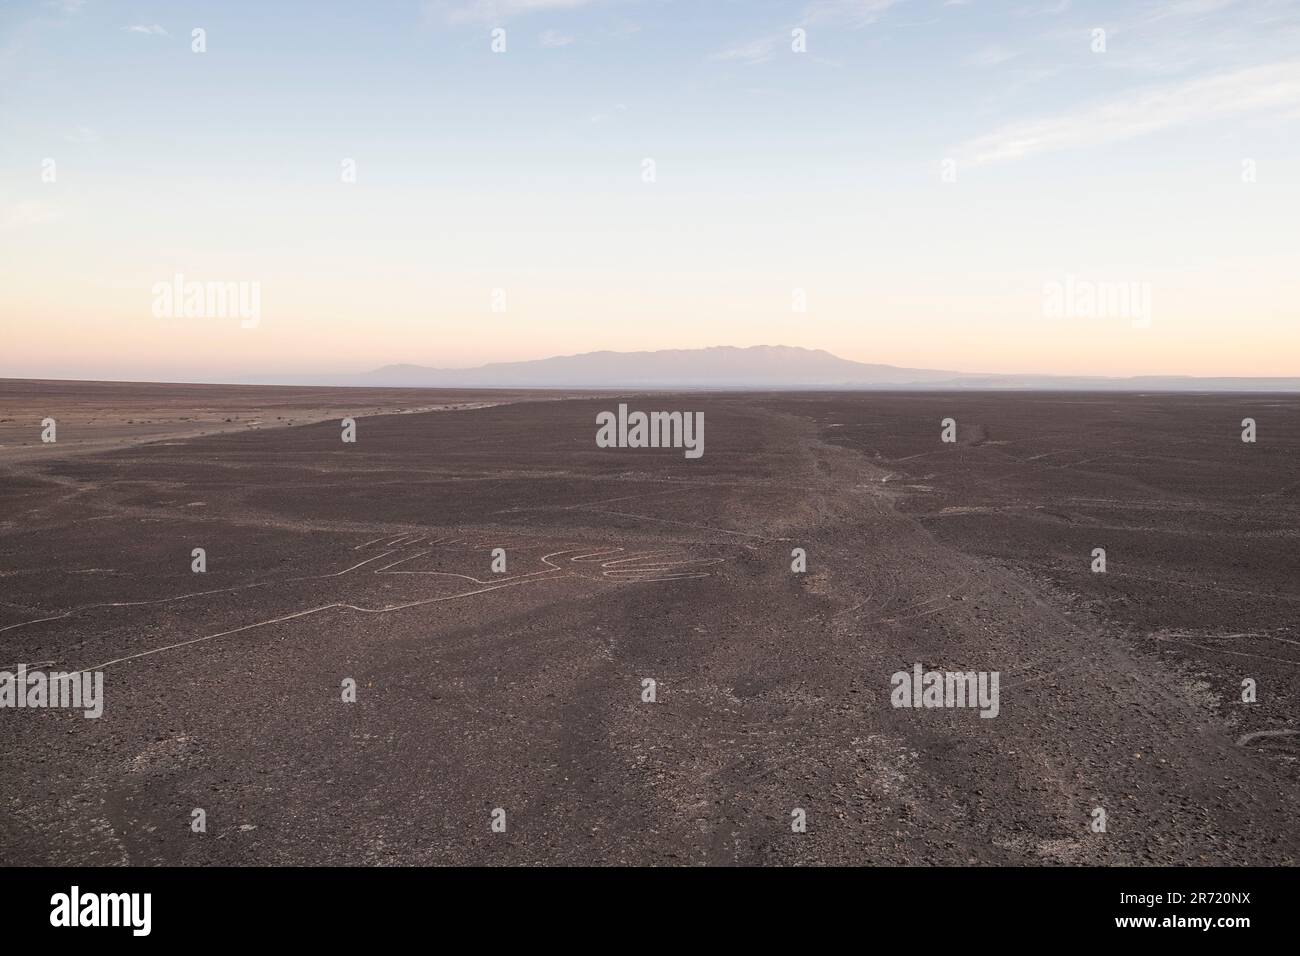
[1,381,1297,865]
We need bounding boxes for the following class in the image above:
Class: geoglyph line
[19,542,724,674]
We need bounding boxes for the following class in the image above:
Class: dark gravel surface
[1,388,1297,865]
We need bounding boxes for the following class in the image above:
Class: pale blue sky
[2,0,1298,381]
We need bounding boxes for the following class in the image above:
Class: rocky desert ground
[1,383,1296,865]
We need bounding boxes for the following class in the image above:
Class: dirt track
[1,386,1297,865]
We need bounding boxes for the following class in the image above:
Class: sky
[1,0,1298,382]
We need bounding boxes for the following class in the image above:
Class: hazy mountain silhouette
[360,346,965,388]
[247,345,1300,391]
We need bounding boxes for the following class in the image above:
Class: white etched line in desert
[74,573,574,675]
[1236,729,1300,747]
[58,543,726,675]
[1146,634,1300,666]
[371,549,432,572]
[0,548,400,635]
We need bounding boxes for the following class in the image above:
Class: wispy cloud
[1036,0,1273,78]
[124,24,168,36]
[539,28,574,47]
[805,0,905,27]
[42,0,85,15]
[424,0,601,26]
[953,60,1300,164]
[710,35,781,65]
[1140,0,1239,25]
[713,0,904,65]
[1017,0,1071,14]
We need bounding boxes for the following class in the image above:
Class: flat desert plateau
[1,381,1297,865]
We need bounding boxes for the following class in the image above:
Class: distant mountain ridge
[246,346,1300,391]
[360,347,965,388]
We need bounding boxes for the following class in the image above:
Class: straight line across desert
[1,0,1297,939]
